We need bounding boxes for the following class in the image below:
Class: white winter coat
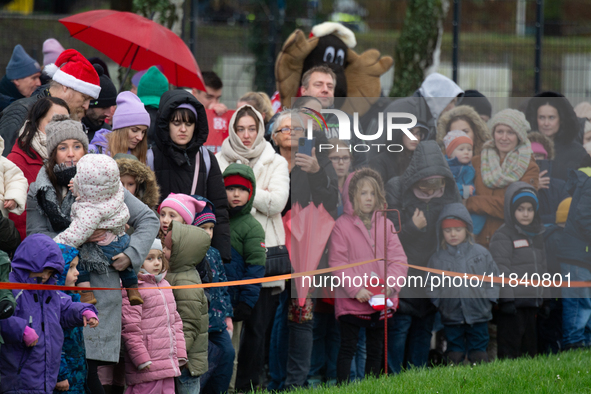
[0,136,27,218]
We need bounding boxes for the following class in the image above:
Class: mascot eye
[335,49,345,66]
[323,47,335,63]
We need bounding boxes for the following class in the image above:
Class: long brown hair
[107,127,148,164]
[233,106,261,134]
[349,169,387,229]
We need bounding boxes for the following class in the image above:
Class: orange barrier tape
[1,257,591,291]
[0,258,382,291]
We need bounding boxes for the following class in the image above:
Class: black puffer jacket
[386,140,461,317]
[368,97,429,184]
[0,85,49,156]
[489,181,546,308]
[525,92,591,181]
[152,89,230,262]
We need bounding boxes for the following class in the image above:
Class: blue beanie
[193,205,216,227]
[6,45,41,80]
[56,244,79,287]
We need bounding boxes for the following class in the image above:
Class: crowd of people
[0,37,590,394]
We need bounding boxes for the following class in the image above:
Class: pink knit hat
[531,142,548,159]
[42,38,65,66]
[159,193,206,225]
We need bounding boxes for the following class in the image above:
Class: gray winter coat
[26,180,159,362]
[426,203,499,325]
[489,182,547,308]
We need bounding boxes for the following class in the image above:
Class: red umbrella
[59,10,206,91]
[290,202,335,306]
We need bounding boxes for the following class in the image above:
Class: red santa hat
[309,22,357,49]
[44,49,101,99]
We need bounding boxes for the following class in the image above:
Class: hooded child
[53,244,87,393]
[443,130,487,235]
[489,182,547,359]
[328,168,408,383]
[426,203,499,365]
[115,153,161,210]
[192,200,235,394]
[163,220,211,392]
[121,238,187,394]
[52,154,141,306]
[221,163,266,390]
[0,234,98,393]
[385,140,461,372]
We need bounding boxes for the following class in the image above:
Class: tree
[134,0,185,36]
[390,0,449,97]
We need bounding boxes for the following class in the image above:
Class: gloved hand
[0,300,14,320]
[538,303,552,319]
[500,301,517,315]
[232,302,253,322]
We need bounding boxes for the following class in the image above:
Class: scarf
[413,186,445,202]
[34,166,110,274]
[220,104,267,168]
[480,140,532,189]
[18,122,48,160]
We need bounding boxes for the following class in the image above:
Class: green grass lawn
[285,349,591,393]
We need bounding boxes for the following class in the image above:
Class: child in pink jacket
[328,168,408,384]
[121,239,187,394]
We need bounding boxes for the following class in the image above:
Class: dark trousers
[235,287,279,391]
[444,322,489,362]
[201,330,235,394]
[387,312,435,374]
[497,307,538,359]
[336,317,384,384]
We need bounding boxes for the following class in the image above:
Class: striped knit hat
[489,109,530,143]
[193,205,216,227]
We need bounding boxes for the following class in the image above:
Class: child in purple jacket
[0,234,98,393]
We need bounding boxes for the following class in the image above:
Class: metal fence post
[535,0,544,94]
[452,0,460,83]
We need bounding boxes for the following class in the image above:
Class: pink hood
[328,168,408,318]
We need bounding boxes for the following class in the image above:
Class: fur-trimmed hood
[527,132,555,160]
[342,167,385,217]
[116,157,161,209]
[436,105,491,156]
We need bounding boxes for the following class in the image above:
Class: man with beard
[0,49,100,156]
[81,64,117,142]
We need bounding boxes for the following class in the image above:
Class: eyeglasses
[276,127,304,134]
[329,156,351,164]
[236,127,257,134]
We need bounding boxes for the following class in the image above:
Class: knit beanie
[193,205,216,227]
[137,66,169,108]
[489,109,530,143]
[224,174,253,200]
[89,64,117,108]
[151,238,163,251]
[56,243,79,287]
[45,114,89,155]
[6,44,41,80]
[112,91,150,130]
[511,190,539,220]
[159,193,206,225]
[441,218,467,229]
[44,49,101,99]
[555,197,572,225]
[443,130,473,157]
[531,142,548,159]
[461,90,492,118]
[42,38,65,66]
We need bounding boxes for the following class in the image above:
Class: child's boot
[126,287,144,306]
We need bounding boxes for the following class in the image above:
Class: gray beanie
[489,109,531,143]
[45,115,89,156]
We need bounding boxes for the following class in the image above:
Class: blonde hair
[238,92,273,122]
[352,176,387,229]
[107,127,148,164]
[440,228,474,250]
